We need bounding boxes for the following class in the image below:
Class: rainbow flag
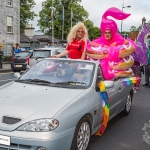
[121,77,140,86]
[95,81,110,136]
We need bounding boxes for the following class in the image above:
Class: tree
[38,0,89,40]
[129,26,138,32]
[84,20,101,40]
[20,0,37,32]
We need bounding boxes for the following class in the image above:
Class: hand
[51,55,58,58]
[123,40,129,45]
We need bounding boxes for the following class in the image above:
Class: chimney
[142,17,146,25]
[24,24,35,38]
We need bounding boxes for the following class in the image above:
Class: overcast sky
[29,0,150,32]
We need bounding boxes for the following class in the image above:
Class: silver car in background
[0,58,134,150]
[11,47,66,72]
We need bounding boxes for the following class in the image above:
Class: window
[33,50,50,58]
[7,0,13,7]
[7,16,13,33]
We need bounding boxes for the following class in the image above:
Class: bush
[2,56,12,62]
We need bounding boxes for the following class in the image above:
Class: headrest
[63,67,73,78]
[79,65,93,71]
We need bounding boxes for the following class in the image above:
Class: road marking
[0,79,14,82]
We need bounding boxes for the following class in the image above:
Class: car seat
[63,67,73,80]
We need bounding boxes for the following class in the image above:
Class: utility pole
[62,5,64,40]
[52,0,54,46]
[120,0,131,35]
[71,0,72,29]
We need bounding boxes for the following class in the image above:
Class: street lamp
[120,0,131,34]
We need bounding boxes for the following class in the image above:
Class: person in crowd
[14,43,22,53]
[0,44,3,69]
[131,60,141,91]
[63,43,67,48]
[143,38,150,86]
[54,22,88,60]
[0,44,3,51]
[45,43,52,48]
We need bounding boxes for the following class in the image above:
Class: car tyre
[71,116,91,150]
[122,94,132,115]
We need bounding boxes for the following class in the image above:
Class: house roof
[30,35,60,43]
[20,33,31,43]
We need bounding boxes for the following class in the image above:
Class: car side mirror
[96,79,114,92]
[103,81,114,89]
[14,72,21,79]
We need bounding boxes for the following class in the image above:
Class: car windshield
[33,50,50,58]
[18,59,95,88]
[15,51,31,57]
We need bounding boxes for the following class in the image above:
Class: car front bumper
[0,127,75,150]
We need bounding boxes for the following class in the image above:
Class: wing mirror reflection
[14,72,21,79]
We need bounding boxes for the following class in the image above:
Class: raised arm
[55,50,69,58]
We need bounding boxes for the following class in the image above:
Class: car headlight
[17,119,59,131]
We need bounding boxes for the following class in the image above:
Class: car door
[94,65,123,125]
[107,78,123,119]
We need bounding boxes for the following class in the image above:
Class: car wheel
[122,94,132,115]
[71,116,91,150]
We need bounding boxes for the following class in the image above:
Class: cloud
[30,0,150,32]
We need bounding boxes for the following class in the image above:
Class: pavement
[0,62,12,73]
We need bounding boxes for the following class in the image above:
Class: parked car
[11,47,66,72]
[11,50,33,72]
[0,58,134,150]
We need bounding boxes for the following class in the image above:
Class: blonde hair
[67,22,88,44]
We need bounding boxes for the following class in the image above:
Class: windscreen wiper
[17,79,52,85]
[55,81,87,85]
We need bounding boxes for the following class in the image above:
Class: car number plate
[0,134,10,146]
[15,65,22,67]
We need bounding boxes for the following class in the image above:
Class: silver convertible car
[0,58,134,150]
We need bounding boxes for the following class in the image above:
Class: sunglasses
[77,30,84,33]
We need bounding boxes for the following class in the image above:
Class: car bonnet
[0,82,85,131]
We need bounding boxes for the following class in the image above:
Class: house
[20,33,31,50]
[128,17,150,42]
[22,24,61,49]
[0,0,20,55]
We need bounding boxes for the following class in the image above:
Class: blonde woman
[55,22,88,60]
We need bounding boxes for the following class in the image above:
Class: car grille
[0,143,32,150]
[2,116,22,125]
